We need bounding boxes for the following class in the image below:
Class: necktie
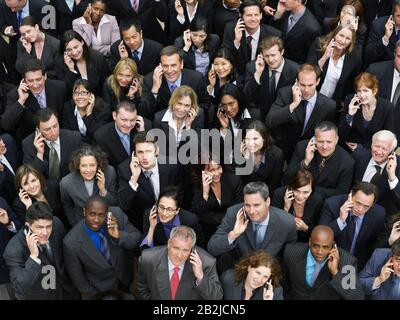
[132,0,139,13]
[391,81,400,107]
[36,94,45,109]
[253,224,264,249]
[170,84,177,93]
[144,170,157,200]
[287,16,294,34]
[349,216,361,254]
[48,142,60,179]
[98,233,112,265]
[170,266,180,300]
[269,70,277,102]
[297,100,307,127]
[246,35,253,61]
[133,50,140,63]
[41,243,55,265]
[391,277,400,300]
[121,134,130,155]
[16,10,23,27]
[370,165,382,185]
[319,156,328,173]
[310,262,323,287]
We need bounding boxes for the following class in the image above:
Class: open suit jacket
[137,245,223,300]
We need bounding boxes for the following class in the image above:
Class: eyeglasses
[157,204,177,213]
[73,91,89,97]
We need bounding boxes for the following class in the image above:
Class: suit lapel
[155,250,172,299]
[245,223,257,249]
[80,225,113,268]
[262,211,279,248]
[303,95,324,134]
[175,260,195,299]
[316,150,339,183]
[138,173,156,199]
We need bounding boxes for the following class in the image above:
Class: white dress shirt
[320,55,345,98]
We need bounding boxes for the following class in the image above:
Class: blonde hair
[168,85,199,112]
[107,58,143,102]
[320,25,356,54]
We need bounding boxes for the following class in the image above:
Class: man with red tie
[137,226,223,300]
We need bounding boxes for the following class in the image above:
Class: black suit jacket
[271,186,323,242]
[117,160,181,229]
[93,120,152,168]
[0,197,21,284]
[306,0,340,26]
[141,208,205,250]
[142,68,209,119]
[52,0,90,37]
[319,194,386,270]
[222,20,281,75]
[276,8,321,64]
[3,216,68,300]
[338,96,394,148]
[213,3,239,41]
[109,38,163,75]
[174,34,220,72]
[366,59,400,140]
[244,58,299,121]
[54,49,109,97]
[0,133,20,204]
[266,87,336,160]
[1,79,67,142]
[109,0,168,45]
[353,148,400,217]
[284,140,355,199]
[283,242,364,300]
[307,38,361,106]
[362,0,394,29]
[22,129,82,179]
[366,16,397,64]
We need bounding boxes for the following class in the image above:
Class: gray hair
[372,130,398,151]
[170,226,197,247]
[315,121,338,135]
[243,181,269,199]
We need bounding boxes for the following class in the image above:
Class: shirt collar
[166,74,182,89]
[304,91,317,105]
[159,214,181,228]
[132,40,144,55]
[114,122,130,139]
[168,257,184,271]
[290,7,306,22]
[142,161,159,175]
[45,137,60,147]
[307,249,328,267]
[245,27,261,42]
[369,157,388,170]
[83,221,106,236]
[253,213,270,227]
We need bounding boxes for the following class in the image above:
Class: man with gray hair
[284,121,355,199]
[137,226,223,300]
[353,130,400,217]
[207,181,297,273]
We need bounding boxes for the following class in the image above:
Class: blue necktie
[98,233,111,265]
[16,10,23,27]
[309,262,323,287]
[253,224,263,249]
[170,84,177,93]
[120,134,130,155]
[350,216,361,254]
[132,50,140,63]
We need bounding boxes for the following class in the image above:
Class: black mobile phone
[242,207,249,222]
[219,105,226,115]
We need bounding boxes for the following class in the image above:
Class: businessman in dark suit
[117,131,181,230]
[284,122,355,200]
[273,0,321,65]
[362,0,395,29]
[137,225,223,300]
[0,133,20,204]
[0,197,21,300]
[63,195,141,299]
[22,108,82,180]
[141,46,209,119]
[207,181,297,273]
[319,182,386,270]
[366,42,400,139]
[213,0,240,41]
[365,1,400,65]
[283,225,364,300]
[359,240,400,300]
[1,59,67,142]
[52,0,90,37]
[108,0,168,45]
[352,130,400,217]
[3,202,69,300]
[244,35,299,120]
[266,64,336,162]
[109,19,163,75]
[222,0,281,76]
[93,101,151,168]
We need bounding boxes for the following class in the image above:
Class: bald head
[309,225,335,263]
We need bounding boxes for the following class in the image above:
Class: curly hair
[68,144,108,172]
[234,250,282,287]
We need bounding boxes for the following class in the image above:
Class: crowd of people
[0,0,400,301]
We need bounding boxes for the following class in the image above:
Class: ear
[316,77,320,86]
[112,111,117,121]
[266,197,271,207]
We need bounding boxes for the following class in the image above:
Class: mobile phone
[218,105,226,115]
[191,247,197,254]
[242,207,249,222]
[135,120,141,129]
[23,224,32,237]
[263,279,271,289]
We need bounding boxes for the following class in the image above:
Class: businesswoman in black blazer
[102,58,148,115]
[168,0,214,42]
[221,250,283,300]
[338,72,394,151]
[12,165,64,224]
[307,25,361,108]
[191,158,243,241]
[174,16,220,76]
[238,120,284,192]
[55,30,109,97]
[140,186,205,251]
[16,16,60,79]
[62,79,110,142]
[271,169,323,242]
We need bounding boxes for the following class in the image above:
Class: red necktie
[170,266,180,300]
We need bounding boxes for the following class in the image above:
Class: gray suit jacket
[207,203,297,260]
[137,245,223,300]
[60,165,118,227]
[72,14,120,56]
[63,207,141,296]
